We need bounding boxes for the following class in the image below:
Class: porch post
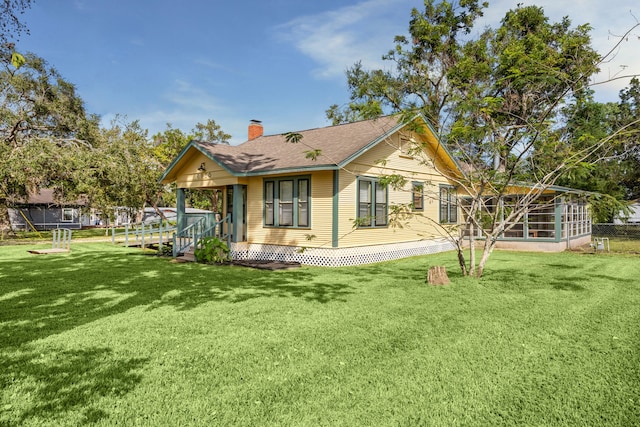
[231,184,244,243]
[176,188,186,233]
[554,197,563,244]
[332,170,339,248]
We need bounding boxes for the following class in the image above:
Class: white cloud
[279,0,640,100]
[276,0,410,79]
[165,80,225,113]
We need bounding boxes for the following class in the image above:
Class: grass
[1,242,639,426]
[607,238,640,254]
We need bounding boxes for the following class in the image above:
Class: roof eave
[159,141,242,183]
[234,164,339,177]
[337,118,406,168]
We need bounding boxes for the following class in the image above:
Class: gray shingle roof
[16,188,87,206]
[195,116,402,174]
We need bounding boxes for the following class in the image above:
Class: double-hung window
[357,177,387,227]
[264,176,310,227]
[439,185,458,224]
[62,208,74,222]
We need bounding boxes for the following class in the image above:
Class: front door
[226,185,247,241]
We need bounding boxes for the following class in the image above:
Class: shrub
[194,236,230,264]
[158,245,173,257]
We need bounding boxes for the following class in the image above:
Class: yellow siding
[245,171,334,248]
[337,131,457,248]
[166,126,460,250]
[175,156,243,188]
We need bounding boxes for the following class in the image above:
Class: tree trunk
[465,197,484,277]
[151,200,168,221]
[476,238,496,278]
[455,244,468,277]
[0,203,15,239]
[427,266,450,285]
[468,222,476,277]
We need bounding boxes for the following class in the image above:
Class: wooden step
[173,247,196,263]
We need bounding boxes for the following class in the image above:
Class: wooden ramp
[28,229,72,255]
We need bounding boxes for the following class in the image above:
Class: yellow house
[160,115,463,266]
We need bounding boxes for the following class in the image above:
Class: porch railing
[193,214,232,257]
[111,221,176,249]
[173,214,231,257]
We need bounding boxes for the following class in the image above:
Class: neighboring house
[160,115,591,266]
[614,200,640,224]
[8,188,216,231]
[9,189,92,231]
[141,207,216,224]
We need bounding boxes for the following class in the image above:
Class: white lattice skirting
[230,239,455,267]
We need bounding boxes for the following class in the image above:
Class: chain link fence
[592,224,640,240]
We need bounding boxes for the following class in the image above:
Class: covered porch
[172,184,247,257]
[463,193,592,251]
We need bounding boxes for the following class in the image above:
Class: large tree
[615,77,640,201]
[76,117,233,224]
[1,0,32,70]
[327,0,487,132]
[551,94,633,222]
[73,117,164,224]
[0,1,233,230]
[329,1,639,277]
[541,79,640,222]
[152,120,230,213]
[0,52,100,234]
[1,0,32,46]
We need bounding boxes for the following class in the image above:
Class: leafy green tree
[152,119,230,213]
[152,124,190,168]
[552,78,640,222]
[327,0,488,131]
[191,119,231,144]
[0,52,100,234]
[615,77,640,201]
[75,117,167,223]
[551,97,626,222]
[0,0,232,231]
[0,0,32,46]
[1,0,32,70]
[81,117,233,223]
[329,2,638,277]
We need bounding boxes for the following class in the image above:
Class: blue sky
[17,0,640,144]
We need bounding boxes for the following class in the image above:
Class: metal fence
[592,223,640,240]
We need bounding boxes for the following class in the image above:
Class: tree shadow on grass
[165,266,353,306]
[0,245,353,424]
[480,268,589,291]
[0,347,147,426]
[0,247,354,349]
[480,266,638,292]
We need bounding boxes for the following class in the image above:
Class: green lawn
[1,243,638,426]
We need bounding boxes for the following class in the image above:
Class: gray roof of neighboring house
[16,188,87,206]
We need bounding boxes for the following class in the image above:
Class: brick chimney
[248,119,263,140]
